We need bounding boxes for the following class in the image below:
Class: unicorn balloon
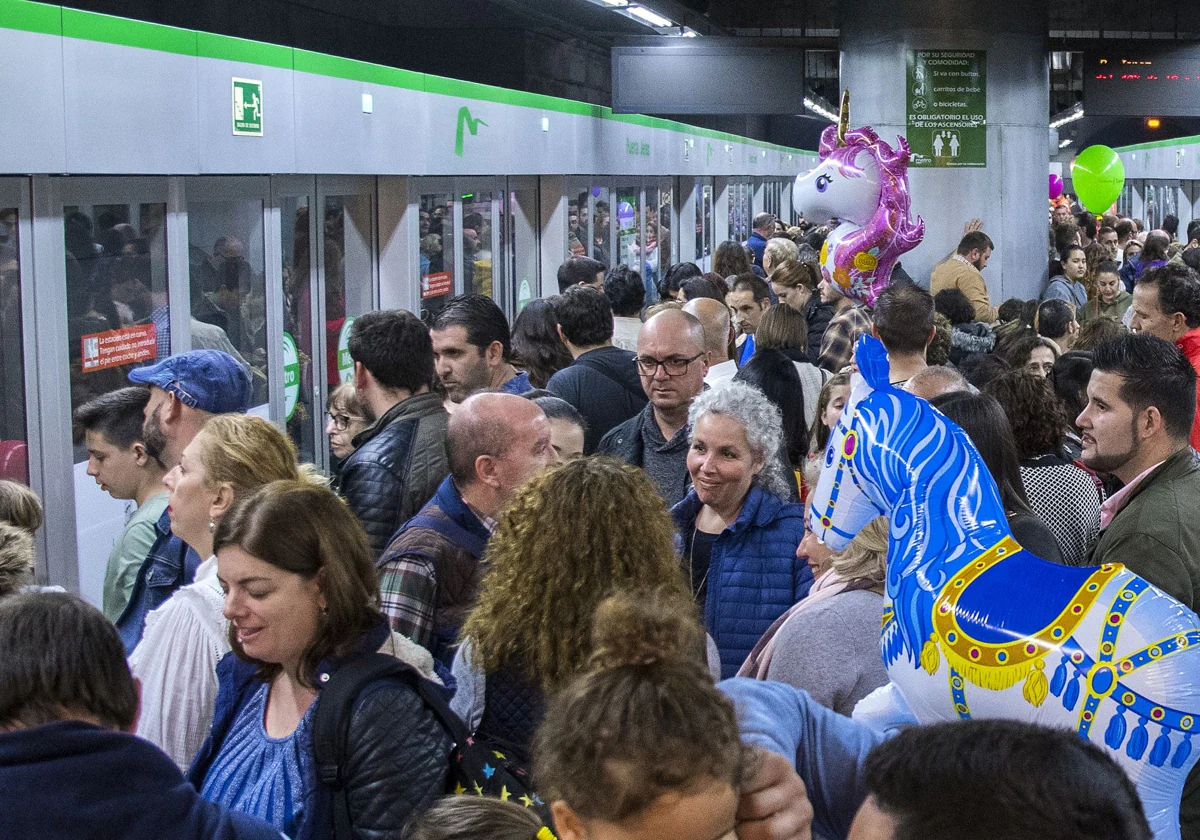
[812,335,1200,840]
[793,92,923,307]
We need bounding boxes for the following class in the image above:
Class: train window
[646,183,673,304]
[323,190,375,378]
[280,196,316,465]
[462,191,495,300]
[697,180,714,269]
[507,181,539,314]
[64,202,169,425]
[568,185,611,268]
[0,206,27,484]
[418,193,455,322]
[186,199,269,410]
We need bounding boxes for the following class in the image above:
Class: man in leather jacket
[340,310,450,558]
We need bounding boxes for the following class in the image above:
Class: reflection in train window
[462,191,495,300]
[186,199,269,408]
[64,201,169,452]
[419,193,455,322]
[0,207,27,484]
[280,196,316,465]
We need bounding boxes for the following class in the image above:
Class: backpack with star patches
[312,652,550,838]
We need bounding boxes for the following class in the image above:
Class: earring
[208,520,216,534]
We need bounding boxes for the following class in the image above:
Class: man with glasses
[598,309,709,507]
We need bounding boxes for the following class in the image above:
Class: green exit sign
[232,78,263,136]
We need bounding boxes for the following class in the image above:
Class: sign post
[906,50,986,168]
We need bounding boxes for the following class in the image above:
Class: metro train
[0,3,815,600]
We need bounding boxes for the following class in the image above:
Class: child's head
[73,387,163,501]
[0,480,42,535]
[533,588,750,840]
[811,372,852,455]
[407,796,550,840]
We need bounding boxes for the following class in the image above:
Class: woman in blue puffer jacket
[672,381,813,678]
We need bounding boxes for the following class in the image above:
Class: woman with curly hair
[672,381,812,677]
[451,457,693,755]
[983,370,1103,566]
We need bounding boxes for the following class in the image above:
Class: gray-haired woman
[670,380,814,678]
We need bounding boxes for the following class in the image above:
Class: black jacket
[340,392,450,558]
[803,296,835,365]
[0,721,279,840]
[546,346,648,454]
[189,622,452,840]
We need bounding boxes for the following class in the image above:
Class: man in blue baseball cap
[115,350,251,653]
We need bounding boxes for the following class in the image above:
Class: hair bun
[587,587,706,673]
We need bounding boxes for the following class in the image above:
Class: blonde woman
[130,415,322,770]
[739,514,889,716]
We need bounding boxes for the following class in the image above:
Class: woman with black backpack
[188,480,452,839]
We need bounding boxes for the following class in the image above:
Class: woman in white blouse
[129,415,322,770]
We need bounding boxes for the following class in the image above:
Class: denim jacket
[115,509,202,654]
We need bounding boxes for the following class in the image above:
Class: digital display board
[612,44,804,115]
[1085,45,1200,117]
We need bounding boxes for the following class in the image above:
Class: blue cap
[128,349,253,414]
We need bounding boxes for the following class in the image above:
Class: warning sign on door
[421,271,453,299]
[81,324,158,373]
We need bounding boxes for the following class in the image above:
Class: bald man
[683,297,737,386]
[598,309,709,507]
[905,365,972,401]
[378,392,552,661]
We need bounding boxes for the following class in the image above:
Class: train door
[43,176,171,603]
[506,176,540,314]
[270,176,323,471]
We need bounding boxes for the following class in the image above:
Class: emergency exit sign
[232,78,263,136]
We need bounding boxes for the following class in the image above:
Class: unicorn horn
[837,90,850,147]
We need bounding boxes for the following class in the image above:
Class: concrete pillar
[839,0,1048,302]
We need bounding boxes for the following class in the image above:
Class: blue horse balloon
[811,335,1200,840]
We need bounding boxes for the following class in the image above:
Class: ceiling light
[1147,117,1162,129]
[1059,138,1073,149]
[1049,105,1084,130]
[600,0,628,6]
[627,4,674,27]
[803,96,838,123]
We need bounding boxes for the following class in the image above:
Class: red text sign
[81,324,158,372]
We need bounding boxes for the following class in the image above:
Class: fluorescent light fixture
[627,4,674,27]
[1059,138,1073,149]
[803,96,838,123]
[1049,104,1084,130]
[600,0,628,6]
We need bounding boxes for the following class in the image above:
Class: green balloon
[1071,145,1126,214]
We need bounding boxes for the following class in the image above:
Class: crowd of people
[1,201,1192,840]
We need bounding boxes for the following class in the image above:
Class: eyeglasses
[635,353,704,377]
[326,412,359,431]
